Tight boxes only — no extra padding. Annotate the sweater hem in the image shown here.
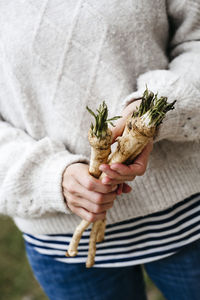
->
[14,156,200,234]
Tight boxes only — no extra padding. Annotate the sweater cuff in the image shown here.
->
[39,151,89,214]
[137,70,181,142]
[122,70,185,142]
[121,90,144,109]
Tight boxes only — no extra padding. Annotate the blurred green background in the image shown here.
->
[0,216,165,300]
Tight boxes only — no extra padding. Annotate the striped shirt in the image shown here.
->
[23,193,200,268]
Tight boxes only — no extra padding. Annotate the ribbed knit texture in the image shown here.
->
[0,0,200,234]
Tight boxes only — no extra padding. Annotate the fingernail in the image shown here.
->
[110,165,117,170]
[112,185,118,191]
[127,187,132,192]
[102,178,108,184]
[99,164,107,171]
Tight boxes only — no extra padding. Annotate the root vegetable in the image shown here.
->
[66,102,121,265]
[86,220,102,268]
[97,89,176,243]
[108,90,176,165]
[66,220,90,257]
[96,218,106,243]
[66,88,176,268]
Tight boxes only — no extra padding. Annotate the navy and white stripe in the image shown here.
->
[23,193,200,268]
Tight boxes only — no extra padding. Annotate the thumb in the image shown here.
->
[111,115,127,143]
[111,99,142,143]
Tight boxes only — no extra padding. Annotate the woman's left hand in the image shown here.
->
[99,141,153,194]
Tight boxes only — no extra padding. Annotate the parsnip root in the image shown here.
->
[86,220,102,268]
[66,220,90,257]
[66,90,176,268]
[66,102,120,266]
[96,218,106,243]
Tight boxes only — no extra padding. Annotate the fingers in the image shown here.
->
[100,141,153,182]
[116,184,123,195]
[63,174,116,221]
[62,162,133,221]
[110,163,137,176]
[116,183,132,195]
[122,183,132,193]
[67,205,106,223]
[101,177,134,185]
[65,193,114,214]
[131,141,153,175]
[64,186,114,222]
[65,163,117,194]
[100,164,136,182]
[63,177,117,205]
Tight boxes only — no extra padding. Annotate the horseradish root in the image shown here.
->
[108,89,176,166]
[66,102,120,266]
[67,88,176,267]
[66,220,90,257]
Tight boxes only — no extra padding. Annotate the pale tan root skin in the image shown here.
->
[124,139,149,164]
[66,130,112,264]
[67,119,155,266]
[109,132,148,164]
[94,173,107,243]
[96,218,106,243]
[108,117,155,165]
[89,147,111,178]
[97,137,150,243]
[84,131,112,266]
[88,129,112,178]
[92,119,155,260]
[66,220,90,257]
[98,118,155,242]
[86,220,102,268]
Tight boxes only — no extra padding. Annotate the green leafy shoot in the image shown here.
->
[132,86,176,127]
[86,101,121,139]
[148,95,176,126]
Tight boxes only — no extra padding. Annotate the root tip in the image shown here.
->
[86,263,93,268]
[66,250,78,257]
[96,238,104,243]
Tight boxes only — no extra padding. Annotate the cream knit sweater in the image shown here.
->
[0,0,200,234]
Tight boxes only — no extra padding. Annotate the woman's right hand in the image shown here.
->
[62,163,119,222]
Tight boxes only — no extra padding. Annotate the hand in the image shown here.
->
[99,141,153,186]
[99,99,153,186]
[62,163,120,222]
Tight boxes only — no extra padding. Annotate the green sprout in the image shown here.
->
[133,86,176,127]
[86,101,121,139]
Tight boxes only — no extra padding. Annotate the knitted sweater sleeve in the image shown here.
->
[0,116,88,218]
[123,0,200,143]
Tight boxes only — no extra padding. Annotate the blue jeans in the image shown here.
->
[25,239,200,300]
